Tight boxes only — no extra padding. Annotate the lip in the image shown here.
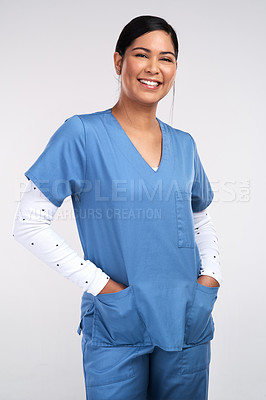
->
[138,78,162,84]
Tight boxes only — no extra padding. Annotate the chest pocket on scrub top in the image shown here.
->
[175,190,195,248]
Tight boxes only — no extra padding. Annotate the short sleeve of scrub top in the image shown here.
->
[24,115,86,207]
[190,135,214,213]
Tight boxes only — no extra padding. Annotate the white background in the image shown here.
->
[2,0,265,399]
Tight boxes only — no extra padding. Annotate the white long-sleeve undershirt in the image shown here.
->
[193,209,223,284]
[12,179,111,295]
[12,176,222,296]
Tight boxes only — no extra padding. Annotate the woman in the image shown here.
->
[13,15,222,400]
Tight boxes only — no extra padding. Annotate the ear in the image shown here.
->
[113,51,123,74]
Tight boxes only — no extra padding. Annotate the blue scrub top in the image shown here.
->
[25,108,217,351]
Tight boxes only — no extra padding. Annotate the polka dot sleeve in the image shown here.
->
[12,179,110,295]
[193,208,223,286]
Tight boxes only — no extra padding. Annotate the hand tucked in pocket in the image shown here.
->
[197,275,220,288]
[97,278,128,295]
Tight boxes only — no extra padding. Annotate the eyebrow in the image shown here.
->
[131,47,176,58]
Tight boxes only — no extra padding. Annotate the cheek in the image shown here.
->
[123,60,142,80]
[165,69,176,85]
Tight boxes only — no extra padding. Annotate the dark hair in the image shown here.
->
[115,15,179,61]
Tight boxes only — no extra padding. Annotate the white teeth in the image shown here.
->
[139,79,159,87]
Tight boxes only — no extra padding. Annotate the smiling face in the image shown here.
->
[114,30,178,107]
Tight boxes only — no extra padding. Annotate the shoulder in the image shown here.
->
[160,119,195,148]
[46,113,90,148]
[75,108,110,126]
[59,109,110,143]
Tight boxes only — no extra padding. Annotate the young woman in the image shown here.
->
[13,15,222,400]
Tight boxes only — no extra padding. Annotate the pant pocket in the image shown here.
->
[184,282,219,346]
[175,190,195,248]
[92,285,151,346]
[82,342,137,387]
[179,341,211,375]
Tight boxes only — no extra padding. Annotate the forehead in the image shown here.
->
[128,30,175,52]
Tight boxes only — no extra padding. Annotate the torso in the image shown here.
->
[73,108,203,351]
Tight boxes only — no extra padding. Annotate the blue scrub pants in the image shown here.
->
[80,339,211,400]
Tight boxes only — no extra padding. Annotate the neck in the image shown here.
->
[111,98,159,131]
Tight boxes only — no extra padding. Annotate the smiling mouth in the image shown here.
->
[137,79,162,88]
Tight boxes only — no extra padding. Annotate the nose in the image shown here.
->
[144,57,160,75]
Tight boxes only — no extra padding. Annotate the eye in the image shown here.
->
[161,58,173,62]
[135,53,148,58]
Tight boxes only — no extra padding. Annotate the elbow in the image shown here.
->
[12,212,32,245]
[12,216,24,243]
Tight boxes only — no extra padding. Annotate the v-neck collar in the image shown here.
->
[107,108,168,172]
[104,107,174,191]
